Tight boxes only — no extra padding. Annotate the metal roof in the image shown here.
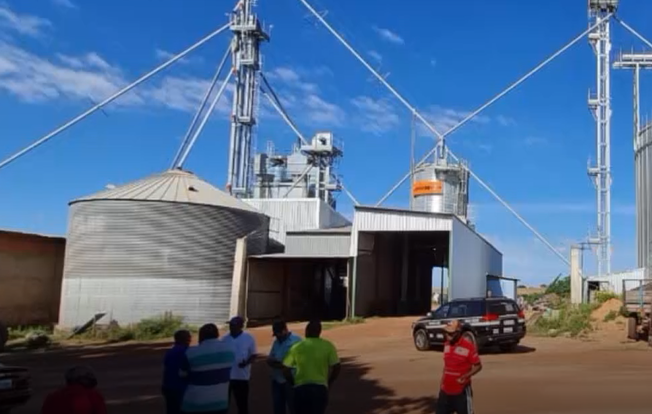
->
[249,253,349,259]
[71,169,260,213]
[286,226,352,235]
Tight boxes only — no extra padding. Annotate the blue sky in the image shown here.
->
[1,0,652,284]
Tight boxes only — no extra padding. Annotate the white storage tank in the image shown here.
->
[412,158,470,220]
[636,122,652,269]
[59,169,269,328]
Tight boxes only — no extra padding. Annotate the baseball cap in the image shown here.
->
[228,316,244,326]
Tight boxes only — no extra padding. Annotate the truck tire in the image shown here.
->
[627,316,638,341]
[413,329,431,351]
[0,322,7,352]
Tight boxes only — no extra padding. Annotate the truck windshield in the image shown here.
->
[488,300,518,315]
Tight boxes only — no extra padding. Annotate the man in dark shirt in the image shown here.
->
[163,330,192,414]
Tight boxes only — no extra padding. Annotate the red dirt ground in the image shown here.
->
[3,317,652,414]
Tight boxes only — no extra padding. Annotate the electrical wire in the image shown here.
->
[172,45,232,169]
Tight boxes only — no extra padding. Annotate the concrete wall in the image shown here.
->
[449,219,503,299]
[0,230,65,326]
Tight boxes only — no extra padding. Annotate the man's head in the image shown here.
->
[229,316,245,336]
[198,323,219,343]
[272,321,289,341]
[305,320,322,338]
[443,319,463,343]
[174,329,192,346]
[64,366,98,389]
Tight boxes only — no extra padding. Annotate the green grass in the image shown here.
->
[603,310,618,322]
[76,312,195,343]
[530,303,599,338]
[594,291,621,305]
[7,326,53,341]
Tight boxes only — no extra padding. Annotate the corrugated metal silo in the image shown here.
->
[636,123,652,270]
[412,159,470,219]
[59,169,269,328]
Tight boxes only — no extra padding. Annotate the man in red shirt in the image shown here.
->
[41,366,107,414]
[436,320,482,414]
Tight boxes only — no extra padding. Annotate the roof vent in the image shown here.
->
[188,186,198,192]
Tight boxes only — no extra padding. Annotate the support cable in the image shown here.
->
[260,73,309,146]
[0,23,231,172]
[299,0,576,265]
[176,70,234,168]
[615,17,652,50]
[260,77,359,205]
[376,13,613,206]
[172,46,232,169]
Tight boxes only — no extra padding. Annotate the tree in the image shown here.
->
[545,276,571,297]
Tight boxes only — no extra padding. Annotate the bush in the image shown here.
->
[8,326,53,341]
[531,303,597,337]
[594,291,620,304]
[603,310,618,322]
[522,293,544,305]
[545,276,571,298]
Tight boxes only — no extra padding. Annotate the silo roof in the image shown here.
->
[72,169,260,213]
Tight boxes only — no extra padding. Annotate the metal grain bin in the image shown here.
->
[636,123,652,270]
[59,169,269,328]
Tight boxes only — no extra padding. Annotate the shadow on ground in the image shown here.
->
[2,343,437,414]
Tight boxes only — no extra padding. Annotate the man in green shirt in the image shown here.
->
[282,320,341,414]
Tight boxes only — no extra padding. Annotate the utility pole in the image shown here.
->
[227,0,269,197]
[587,0,617,276]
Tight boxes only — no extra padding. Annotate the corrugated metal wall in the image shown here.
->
[587,268,645,295]
[636,124,652,269]
[350,208,452,256]
[59,200,268,328]
[449,218,503,299]
[284,233,351,257]
[243,198,351,244]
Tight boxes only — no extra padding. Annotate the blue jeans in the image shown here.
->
[272,380,295,414]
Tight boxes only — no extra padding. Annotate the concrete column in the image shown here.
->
[230,237,248,319]
[570,245,583,304]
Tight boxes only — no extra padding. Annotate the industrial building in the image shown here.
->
[0,229,65,327]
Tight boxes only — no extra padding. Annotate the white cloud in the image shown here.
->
[418,105,491,136]
[0,40,235,116]
[154,49,202,66]
[368,50,383,63]
[373,26,404,45]
[0,6,52,37]
[52,0,77,9]
[496,115,516,127]
[303,94,345,126]
[266,67,319,93]
[264,66,344,127]
[350,95,400,135]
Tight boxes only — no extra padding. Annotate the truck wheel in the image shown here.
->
[627,317,638,341]
[0,322,7,352]
[413,329,431,351]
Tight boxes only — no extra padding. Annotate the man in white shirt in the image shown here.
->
[222,316,257,414]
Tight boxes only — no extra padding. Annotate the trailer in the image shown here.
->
[622,279,652,344]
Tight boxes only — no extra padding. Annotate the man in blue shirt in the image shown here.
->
[267,321,301,414]
[162,330,191,414]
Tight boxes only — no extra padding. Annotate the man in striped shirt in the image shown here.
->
[181,324,235,414]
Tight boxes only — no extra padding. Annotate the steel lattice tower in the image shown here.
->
[227,0,269,197]
[587,0,617,276]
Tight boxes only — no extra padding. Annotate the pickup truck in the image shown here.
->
[0,364,31,414]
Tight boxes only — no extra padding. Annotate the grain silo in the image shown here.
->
[636,122,652,270]
[412,157,470,221]
[59,169,269,328]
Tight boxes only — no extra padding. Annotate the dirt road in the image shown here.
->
[3,317,651,414]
